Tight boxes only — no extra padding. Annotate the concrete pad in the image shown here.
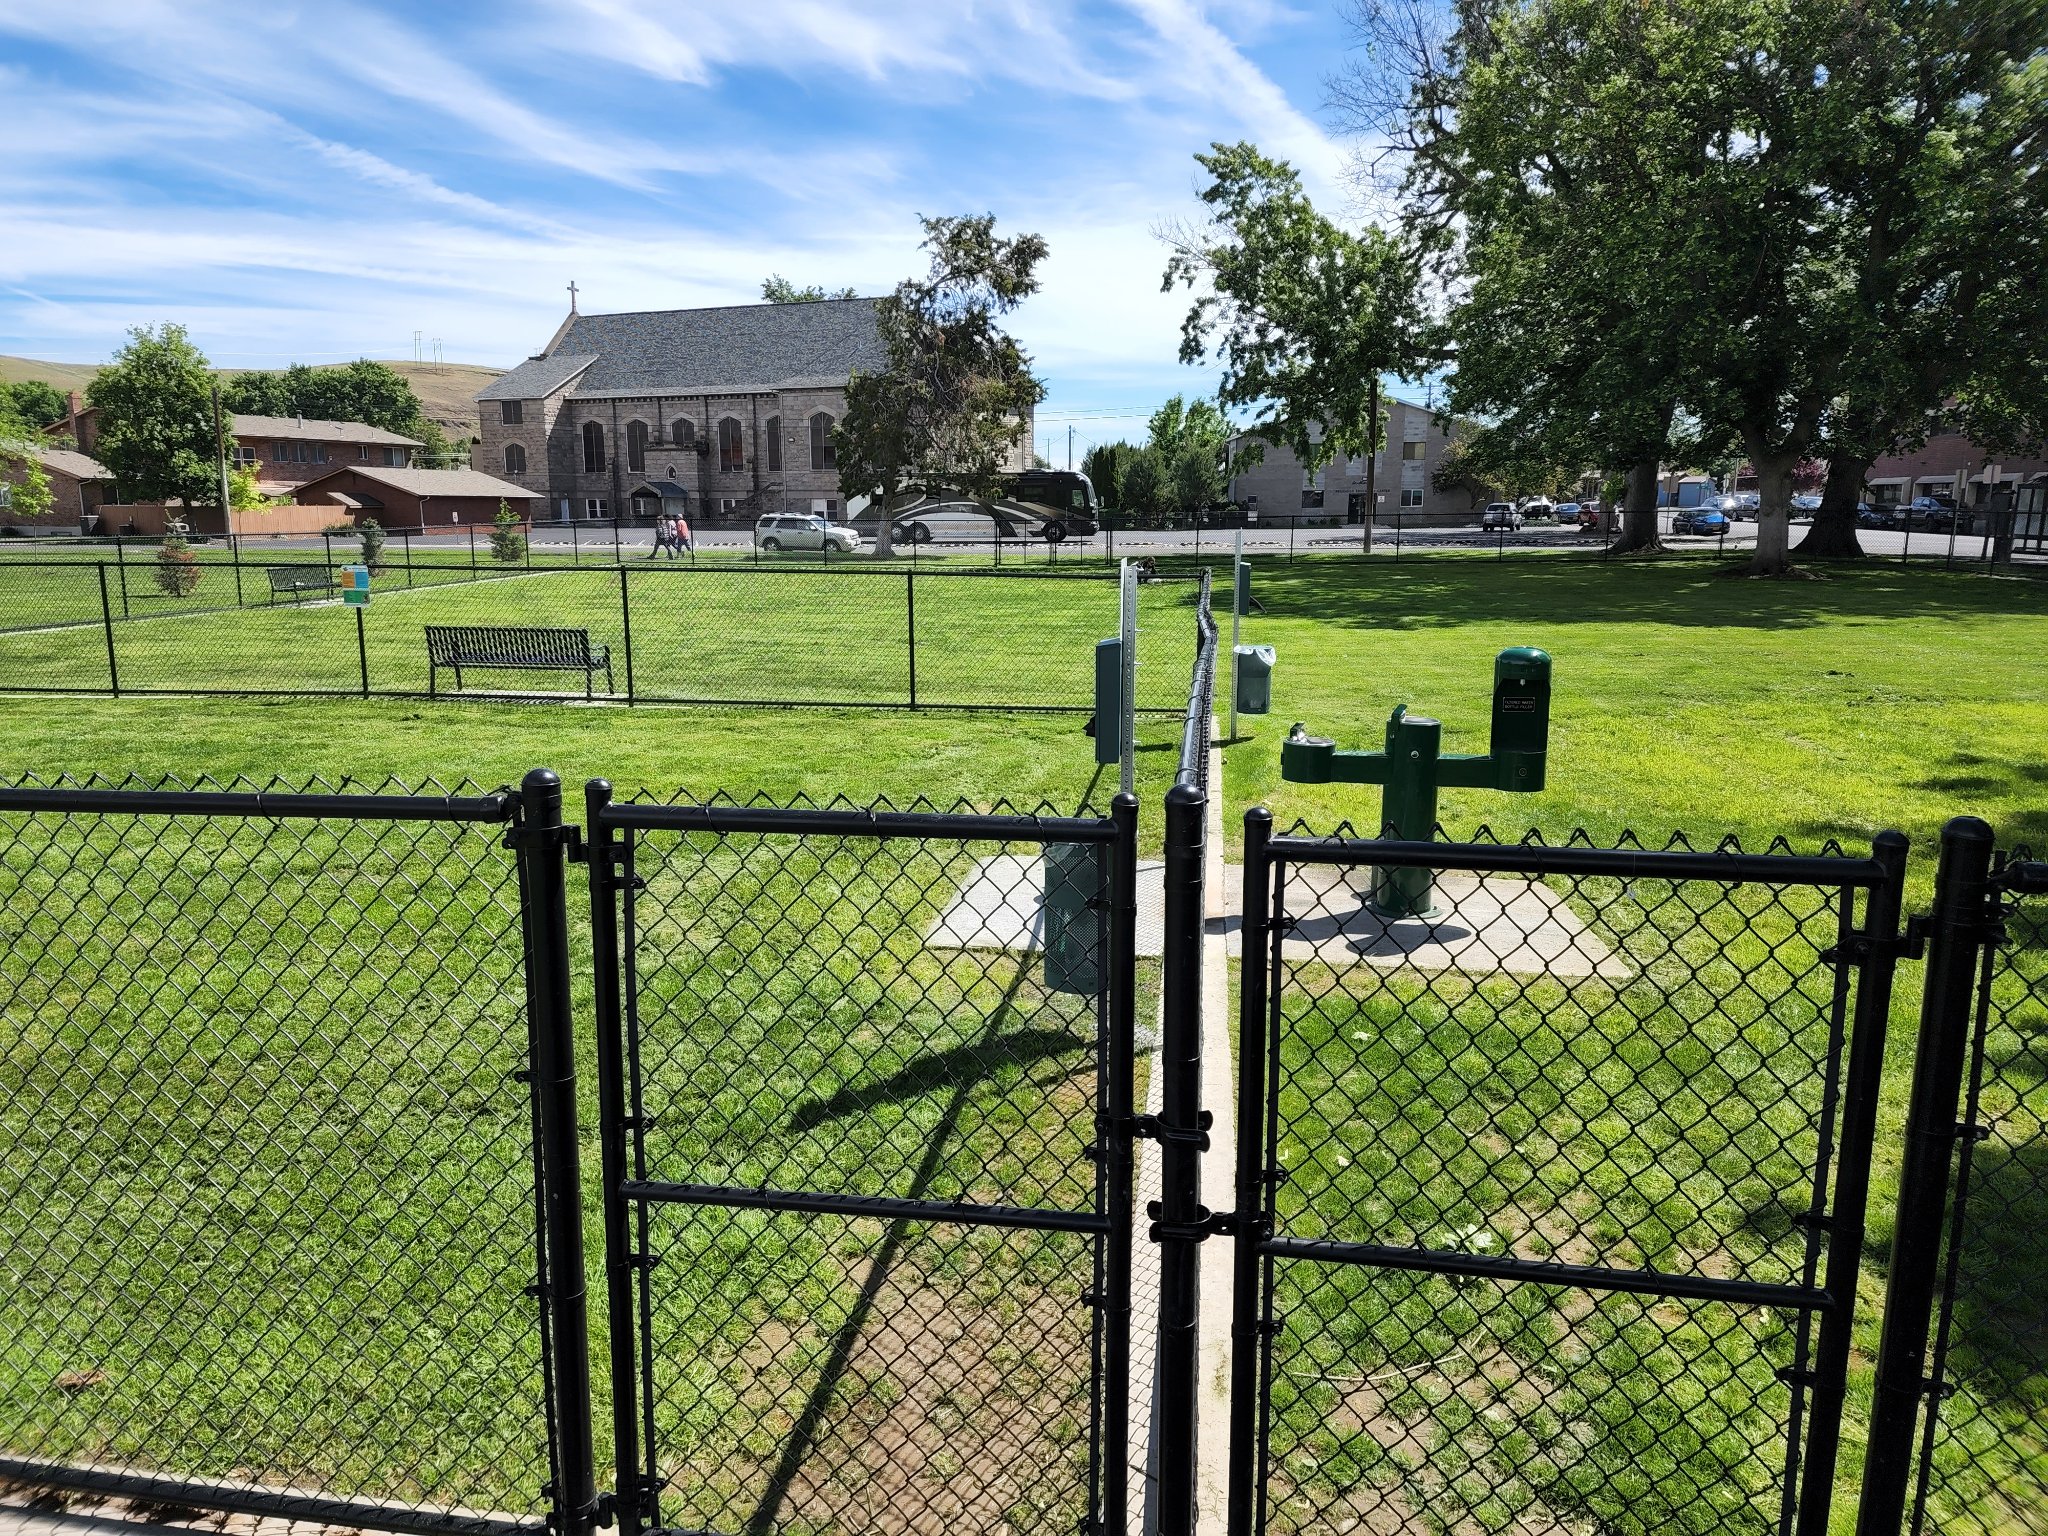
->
[926,854,1166,959]
[1218,862,1628,979]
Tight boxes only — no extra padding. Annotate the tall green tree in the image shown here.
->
[761,275,859,303]
[836,215,1048,557]
[1146,395,1230,460]
[86,324,224,508]
[1082,442,1138,510]
[1117,446,1171,527]
[1168,441,1224,524]
[1163,143,1428,498]
[2,379,68,432]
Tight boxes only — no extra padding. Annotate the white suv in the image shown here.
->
[754,514,862,553]
[1480,502,1523,531]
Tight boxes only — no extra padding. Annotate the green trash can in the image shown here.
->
[1234,644,1275,715]
[1042,842,1105,996]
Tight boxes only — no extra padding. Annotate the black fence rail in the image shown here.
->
[0,773,583,1536]
[1228,816,1910,1536]
[0,560,1202,713]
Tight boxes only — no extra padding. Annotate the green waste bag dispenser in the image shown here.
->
[1280,646,1551,918]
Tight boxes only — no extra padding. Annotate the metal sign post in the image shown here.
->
[343,566,371,696]
[1229,529,1243,740]
[1119,559,1137,797]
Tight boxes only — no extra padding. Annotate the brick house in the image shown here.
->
[1226,396,1472,528]
[294,465,542,529]
[1,444,113,530]
[1861,428,2048,509]
[476,296,1034,527]
[47,396,419,499]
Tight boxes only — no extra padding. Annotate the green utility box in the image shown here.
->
[1279,647,1553,917]
[1235,560,1253,618]
[1093,637,1124,766]
[1042,842,1105,996]
[1234,644,1275,715]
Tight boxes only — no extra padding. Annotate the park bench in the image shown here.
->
[266,566,337,604]
[424,624,614,699]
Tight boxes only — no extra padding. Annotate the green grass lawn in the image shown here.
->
[0,562,1198,711]
[0,554,2041,1533]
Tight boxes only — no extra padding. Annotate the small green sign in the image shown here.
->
[342,565,371,606]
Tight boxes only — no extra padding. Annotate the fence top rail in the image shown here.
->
[1266,831,1891,887]
[0,784,518,824]
[595,799,1116,843]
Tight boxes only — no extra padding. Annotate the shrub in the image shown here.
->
[154,518,201,597]
[490,501,527,563]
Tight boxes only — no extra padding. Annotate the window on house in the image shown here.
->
[358,445,371,463]
[764,416,782,472]
[1401,488,1425,507]
[673,419,695,449]
[501,400,524,425]
[810,413,835,471]
[1402,441,1426,460]
[272,442,289,463]
[505,443,527,476]
[626,419,649,473]
[585,497,609,518]
[582,420,606,473]
[387,446,407,467]
[311,443,327,465]
[718,418,744,474]
[231,446,257,467]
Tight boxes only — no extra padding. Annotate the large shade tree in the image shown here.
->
[836,215,1048,558]
[1162,142,1428,517]
[86,323,225,509]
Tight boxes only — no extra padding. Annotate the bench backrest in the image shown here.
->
[267,567,333,587]
[424,625,594,666]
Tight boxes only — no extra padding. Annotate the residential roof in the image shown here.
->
[475,299,888,402]
[299,466,540,500]
[31,446,112,481]
[231,414,422,447]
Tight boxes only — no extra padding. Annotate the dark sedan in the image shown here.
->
[1671,507,1732,536]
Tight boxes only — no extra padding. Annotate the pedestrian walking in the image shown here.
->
[648,512,674,558]
[673,510,692,555]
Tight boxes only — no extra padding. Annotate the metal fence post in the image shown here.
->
[97,563,120,696]
[1227,807,1276,1536]
[619,565,635,703]
[355,607,370,698]
[1102,792,1140,1532]
[1152,779,1208,1535]
[470,524,478,576]
[513,769,599,1536]
[115,542,129,617]
[1796,830,1910,1535]
[906,569,918,709]
[1855,816,1998,1536]
[232,550,244,608]
[583,780,646,1536]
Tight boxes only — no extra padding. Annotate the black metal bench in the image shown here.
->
[266,566,336,604]
[425,624,614,699]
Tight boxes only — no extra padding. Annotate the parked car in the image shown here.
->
[1554,502,1581,522]
[1577,503,1607,529]
[755,513,863,553]
[1856,503,1897,529]
[1480,502,1523,531]
[1790,494,1822,517]
[1519,497,1557,522]
[1671,507,1731,536]
[1906,496,1971,532]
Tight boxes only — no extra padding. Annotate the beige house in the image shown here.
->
[477,295,1033,526]
[1225,395,1474,528]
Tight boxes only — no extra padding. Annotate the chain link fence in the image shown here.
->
[0,561,1201,711]
[0,774,566,1535]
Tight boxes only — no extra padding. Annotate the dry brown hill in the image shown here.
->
[0,356,503,440]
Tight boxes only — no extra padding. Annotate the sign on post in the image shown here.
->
[342,566,371,606]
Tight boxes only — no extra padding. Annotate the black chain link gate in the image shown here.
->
[584,786,1140,1536]
[1228,812,1910,1536]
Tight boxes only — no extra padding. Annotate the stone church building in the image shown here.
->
[477,294,1031,526]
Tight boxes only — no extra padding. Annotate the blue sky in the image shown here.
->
[0,0,1367,456]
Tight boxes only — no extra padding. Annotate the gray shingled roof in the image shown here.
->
[301,466,541,499]
[476,353,598,402]
[231,414,422,446]
[475,299,887,402]
[32,446,112,481]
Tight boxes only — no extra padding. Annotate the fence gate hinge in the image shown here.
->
[1824,923,1927,967]
[1954,1121,1992,1145]
[1775,1366,1817,1389]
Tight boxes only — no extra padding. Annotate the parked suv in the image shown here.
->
[1480,502,1523,531]
[754,514,863,553]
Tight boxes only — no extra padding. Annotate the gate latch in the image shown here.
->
[1131,1109,1212,1152]
[1147,1199,1238,1242]
[1823,920,1929,967]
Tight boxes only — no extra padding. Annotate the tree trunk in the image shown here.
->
[871,486,896,558]
[1610,454,1665,553]
[1747,450,1797,575]
[1792,456,1868,560]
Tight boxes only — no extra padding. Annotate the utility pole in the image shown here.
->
[1067,424,1073,471]
[1362,377,1380,555]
